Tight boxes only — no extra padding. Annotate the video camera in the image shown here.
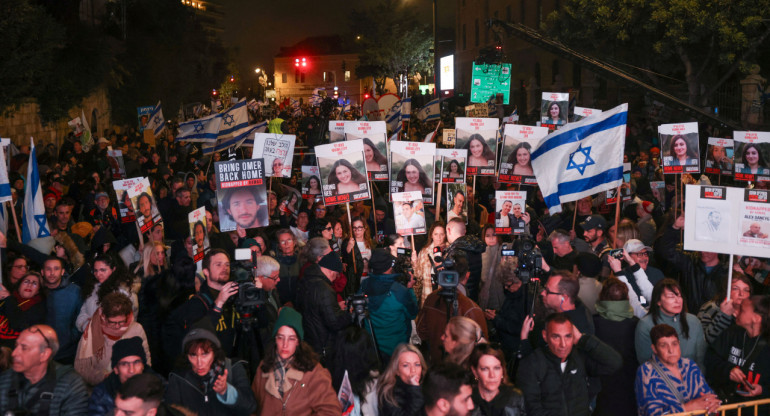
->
[232,248,266,322]
[501,237,543,283]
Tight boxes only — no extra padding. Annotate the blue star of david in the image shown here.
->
[566,143,595,175]
[35,215,50,237]
[194,122,204,133]
[223,114,235,126]
[153,116,161,124]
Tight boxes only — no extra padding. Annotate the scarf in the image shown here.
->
[82,308,134,362]
[273,356,292,398]
[595,300,634,322]
[12,292,43,311]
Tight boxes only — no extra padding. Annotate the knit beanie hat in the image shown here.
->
[272,306,304,341]
[318,250,343,273]
[111,336,147,368]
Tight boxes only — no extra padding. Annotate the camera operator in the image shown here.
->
[445,218,486,303]
[248,255,281,348]
[359,248,418,363]
[416,256,488,365]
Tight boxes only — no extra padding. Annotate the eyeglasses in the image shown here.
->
[353,226,365,230]
[279,240,293,245]
[542,287,561,296]
[630,251,649,257]
[324,226,333,231]
[104,317,128,328]
[28,326,51,350]
[21,279,39,287]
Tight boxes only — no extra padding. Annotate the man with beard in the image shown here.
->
[221,187,268,230]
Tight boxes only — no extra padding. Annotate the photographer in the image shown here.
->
[445,218,486,303]
[359,249,418,363]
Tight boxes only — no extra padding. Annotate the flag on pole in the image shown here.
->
[0,143,11,203]
[401,97,412,120]
[487,96,504,118]
[417,98,440,122]
[385,101,402,134]
[21,138,50,243]
[144,101,166,137]
[531,103,628,214]
[424,121,442,143]
[204,121,269,154]
[80,110,94,151]
[176,113,222,142]
[309,88,324,106]
[218,98,249,137]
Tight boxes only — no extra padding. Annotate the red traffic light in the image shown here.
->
[212,89,218,96]
[295,57,307,68]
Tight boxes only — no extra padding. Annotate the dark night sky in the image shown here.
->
[220,0,454,81]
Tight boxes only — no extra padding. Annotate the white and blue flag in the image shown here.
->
[218,98,249,138]
[417,98,440,122]
[531,103,627,214]
[22,138,50,243]
[0,143,11,203]
[401,97,412,120]
[176,113,222,142]
[144,101,166,136]
[385,101,402,135]
[204,121,269,154]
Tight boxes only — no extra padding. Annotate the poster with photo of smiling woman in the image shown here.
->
[455,117,499,176]
[734,131,770,182]
[345,120,389,181]
[390,141,435,204]
[541,92,569,127]
[316,140,370,206]
[659,122,700,174]
[499,124,548,185]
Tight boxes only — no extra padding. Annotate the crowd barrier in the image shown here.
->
[667,398,770,416]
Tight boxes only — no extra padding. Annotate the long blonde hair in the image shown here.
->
[445,316,484,367]
[140,241,168,277]
[377,344,427,408]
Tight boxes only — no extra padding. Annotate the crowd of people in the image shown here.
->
[0,99,769,416]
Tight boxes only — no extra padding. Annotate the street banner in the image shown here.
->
[499,124,548,184]
[455,117,499,176]
[393,191,427,236]
[189,207,209,263]
[659,122,700,174]
[126,177,161,234]
[252,133,296,178]
[541,92,569,128]
[494,190,527,235]
[447,183,468,224]
[345,121,389,181]
[316,141,370,206]
[704,137,734,175]
[390,141,436,204]
[301,165,322,200]
[733,131,770,182]
[214,158,268,232]
[437,148,467,184]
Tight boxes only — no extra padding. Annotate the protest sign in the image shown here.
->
[494,191,527,235]
[345,121,389,181]
[214,159,268,232]
[316,141,370,206]
[455,117,499,176]
[126,177,161,234]
[541,92,569,128]
[465,103,489,118]
[107,150,126,179]
[733,131,770,182]
[659,122,700,174]
[738,189,770,249]
[572,106,602,122]
[704,137,734,175]
[113,177,142,223]
[137,105,154,131]
[605,187,632,205]
[329,120,348,142]
[499,124,548,184]
[390,141,436,204]
[189,207,209,262]
[437,149,467,184]
[252,133,296,178]
[301,165,322,200]
[393,191,427,236]
[447,183,468,223]
[442,129,456,147]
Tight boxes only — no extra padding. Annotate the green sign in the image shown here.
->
[470,62,512,105]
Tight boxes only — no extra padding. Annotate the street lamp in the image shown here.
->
[255,68,261,74]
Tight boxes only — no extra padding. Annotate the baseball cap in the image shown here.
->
[624,239,652,254]
[579,215,607,231]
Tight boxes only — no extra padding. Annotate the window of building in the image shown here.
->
[301,72,305,83]
[282,73,287,83]
[345,70,351,82]
[475,19,479,47]
[295,69,300,83]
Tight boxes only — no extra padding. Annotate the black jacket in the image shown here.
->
[471,384,525,416]
[516,334,622,416]
[165,359,257,416]
[592,313,639,416]
[380,378,424,416]
[446,235,486,302]
[294,263,352,360]
[493,286,528,358]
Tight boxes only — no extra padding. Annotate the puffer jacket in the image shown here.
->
[294,263,352,361]
[165,359,257,416]
[359,273,418,356]
[380,378,424,416]
[0,363,89,415]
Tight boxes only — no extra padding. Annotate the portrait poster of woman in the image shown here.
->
[390,141,436,204]
[455,117,499,176]
[301,165,322,201]
[316,140,371,206]
[436,148,468,184]
[734,131,770,182]
[344,121,389,181]
[659,122,700,174]
[703,137,734,176]
[540,92,569,127]
[252,133,296,178]
[127,177,162,234]
[188,207,209,262]
[499,124,548,184]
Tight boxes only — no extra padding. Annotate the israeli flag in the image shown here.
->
[487,97,504,118]
[176,113,222,142]
[385,101,402,133]
[0,143,12,203]
[417,98,440,122]
[218,98,249,137]
[401,97,412,120]
[144,101,166,136]
[531,103,628,214]
[22,138,50,243]
[205,121,269,154]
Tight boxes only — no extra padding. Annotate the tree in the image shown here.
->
[544,0,770,106]
[350,0,433,96]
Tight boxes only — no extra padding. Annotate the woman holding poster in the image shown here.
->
[739,143,769,175]
[363,138,388,172]
[328,159,368,194]
[464,134,496,167]
[396,159,433,195]
[507,142,534,176]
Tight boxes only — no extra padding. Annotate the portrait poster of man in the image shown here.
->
[136,105,153,131]
[345,120,389,181]
[107,150,127,180]
[693,186,730,244]
[572,106,602,123]
[393,191,427,236]
[446,183,468,224]
[738,189,770,249]
[499,124,548,184]
[540,92,569,128]
[113,177,142,223]
[455,117,499,176]
[734,131,770,182]
[390,141,436,204]
[252,133,296,178]
[127,177,162,234]
[301,165,322,201]
[437,148,467,184]
[329,120,348,143]
[214,158,268,232]
[659,122,700,174]
[189,207,209,262]
[704,137,734,175]
[316,140,371,206]
[494,191,527,235]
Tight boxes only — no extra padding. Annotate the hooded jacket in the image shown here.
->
[359,273,418,356]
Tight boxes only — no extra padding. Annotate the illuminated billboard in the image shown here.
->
[440,55,454,91]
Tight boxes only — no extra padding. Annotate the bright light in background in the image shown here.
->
[440,55,454,91]
[255,68,261,74]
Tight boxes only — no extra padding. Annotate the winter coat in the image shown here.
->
[445,235,485,302]
[251,362,341,416]
[635,311,706,368]
[0,293,47,349]
[359,273,418,356]
[0,362,89,415]
[470,384,526,416]
[705,325,770,401]
[46,278,83,362]
[593,308,639,416]
[380,378,424,416]
[166,359,257,416]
